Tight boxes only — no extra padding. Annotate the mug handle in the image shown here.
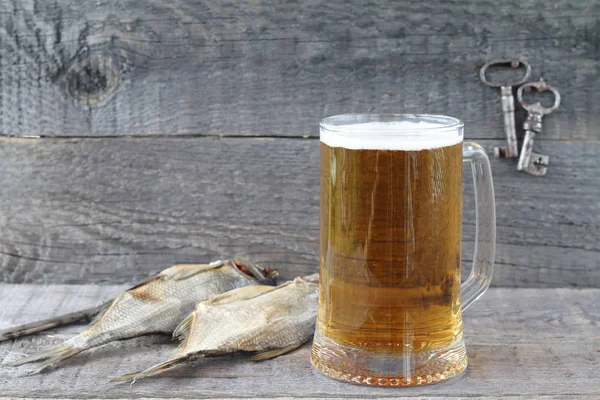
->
[461,142,496,310]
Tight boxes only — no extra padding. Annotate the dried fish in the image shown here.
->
[112,274,319,382]
[4,259,277,375]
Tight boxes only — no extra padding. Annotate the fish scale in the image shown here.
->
[113,274,319,382]
[4,259,274,375]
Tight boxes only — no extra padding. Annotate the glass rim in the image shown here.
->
[320,113,464,134]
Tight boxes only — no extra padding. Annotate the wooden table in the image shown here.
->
[1,284,598,399]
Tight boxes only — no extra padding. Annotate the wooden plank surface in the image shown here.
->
[0,137,598,287]
[0,284,598,398]
[2,397,598,400]
[2,397,599,400]
[0,0,598,138]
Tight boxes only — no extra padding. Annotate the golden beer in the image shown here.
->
[318,140,463,352]
[311,114,496,386]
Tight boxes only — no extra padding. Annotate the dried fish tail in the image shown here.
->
[18,347,82,376]
[110,356,197,383]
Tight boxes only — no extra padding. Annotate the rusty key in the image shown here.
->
[480,59,532,158]
[516,78,561,176]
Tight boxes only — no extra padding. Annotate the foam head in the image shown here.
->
[320,115,463,150]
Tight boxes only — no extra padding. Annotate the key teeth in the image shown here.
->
[537,166,548,176]
[525,165,548,176]
[531,153,549,166]
[519,150,549,176]
[523,155,549,176]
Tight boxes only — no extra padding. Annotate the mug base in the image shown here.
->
[311,332,467,386]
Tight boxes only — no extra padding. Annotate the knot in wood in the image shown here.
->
[66,53,120,105]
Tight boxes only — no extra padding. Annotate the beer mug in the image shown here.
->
[311,114,495,386]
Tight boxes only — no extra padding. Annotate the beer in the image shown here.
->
[313,118,466,382]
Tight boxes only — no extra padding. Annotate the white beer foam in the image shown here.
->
[320,121,463,150]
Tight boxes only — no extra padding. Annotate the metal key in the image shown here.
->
[516,78,561,176]
[480,59,532,158]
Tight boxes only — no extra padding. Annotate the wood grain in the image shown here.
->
[0,137,597,287]
[0,394,597,400]
[0,395,596,400]
[0,0,598,138]
[1,284,598,398]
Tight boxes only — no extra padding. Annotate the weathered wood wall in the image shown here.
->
[0,137,597,287]
[0,1,598,287]
[0,0,598,138]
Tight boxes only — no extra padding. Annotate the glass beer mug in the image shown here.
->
[311,114,496,386]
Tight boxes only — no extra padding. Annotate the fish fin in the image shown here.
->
[159,261,225,282]
[173,312,194,343]
[249,342,305,361]
[125,275,163,291]
[126,260,225,292]
[222,281,291,305]
[110,356,192,382]
[201,285,276,306]
[175,312,202,353]
[0,304,104,343]
[6,341,81,373]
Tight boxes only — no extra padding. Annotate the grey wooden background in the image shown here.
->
[0,0,599,287]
